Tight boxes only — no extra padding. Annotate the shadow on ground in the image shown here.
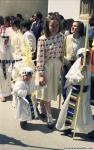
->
[5,95,13,101]
[61,132,94,142]
[22,107,60,132]
[0,134,63,150]
[0,134,30,147]
[74,133,94,142]
[23,123,56,133]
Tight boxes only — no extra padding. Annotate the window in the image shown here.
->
[80,0,94,15]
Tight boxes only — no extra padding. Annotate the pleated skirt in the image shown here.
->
[36,58,62,101]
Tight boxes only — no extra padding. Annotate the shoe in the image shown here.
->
[63,129,72,136]
[47,122,54,129]
[39,113,46,118]
[20,121,27,130]
[88,131,94,139]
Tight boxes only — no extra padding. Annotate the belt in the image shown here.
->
[12,59,22,63]
[0,60,12,64]
[73,85,89,93]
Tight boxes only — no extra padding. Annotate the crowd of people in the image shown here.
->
[0,11,94,139]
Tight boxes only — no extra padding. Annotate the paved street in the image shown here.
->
[0,97,94,150]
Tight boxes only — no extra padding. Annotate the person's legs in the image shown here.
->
[44,101,54,129]
[39,101,46,117]
[36,99,46,118]
[40,101,46,111]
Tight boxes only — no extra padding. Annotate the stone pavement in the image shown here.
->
[0,97,94,150]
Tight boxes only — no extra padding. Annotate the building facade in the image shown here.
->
[0,0,48,18]
[0,0,94,20]
[48,0,94,20]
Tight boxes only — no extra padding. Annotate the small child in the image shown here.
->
[12,66,43,129]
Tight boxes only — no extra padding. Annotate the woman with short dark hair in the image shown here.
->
[62,21,88,100]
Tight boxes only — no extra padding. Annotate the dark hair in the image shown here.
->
[4,16,10,22]
[89,17,94,26]
[4,16,10,27]
[0,16,4,25]
[48,12,53,17]
[62,18,74,32]
[44,13,61,37]
[16,13,23,19]
[10,16,16,21]
[20,20,32,30]
[73,21,85,37]
[11,19,20,29]
[60,15,64,21]
[35,11,43,20]
[78,21,85,37]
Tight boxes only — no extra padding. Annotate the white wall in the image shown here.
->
[0,0,48,18]
[48,0,81,20]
